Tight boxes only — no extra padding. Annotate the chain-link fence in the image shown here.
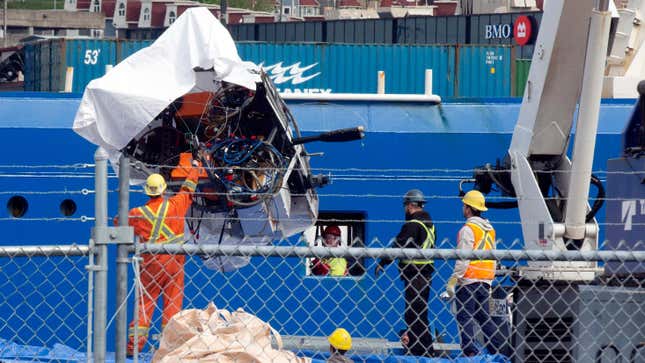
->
[123,243,645,363]
[0,245,91,360]
[1,156,643,363]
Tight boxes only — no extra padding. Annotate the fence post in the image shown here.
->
[377,71,385,94]
[425,69,433,95]
[93,147,108,362]
[115,155,130,363]
[64,67,74,93]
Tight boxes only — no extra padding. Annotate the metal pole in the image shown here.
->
[377,71,385,94]
[220,0,227,25]
[115,155,130,363]
[424,69,433,95]
[93,147,108,363]
[86,237,95,363]
[3,0,7,48]
[64,67,74,93]
[563,6,611,240]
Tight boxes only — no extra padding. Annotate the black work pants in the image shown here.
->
[401,264,434,357]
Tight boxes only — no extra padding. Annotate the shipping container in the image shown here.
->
[468,12,541,59]
[23,38,118,93]
[514,59,531,97]
[118,40,153,62]
[327,18,395,44]
[226,13,540,57]
[237,43,456,96]
[229,23,257,41]
[395,16,467,45]
[23,39,517,98]
[255,21,325,43]
[456,45,512,98]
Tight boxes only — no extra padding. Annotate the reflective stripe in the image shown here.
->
[160,223,175,240]
[128,325,149,337]
[137,200,183,243]
[149,200,169,243]
[402,219,436,265]
[182,179,197,192]
[160,233,185,244]
[463,222,496,280]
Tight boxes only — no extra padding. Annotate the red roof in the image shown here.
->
[433,1,457,15]
[228,13,244,24]
[254,15,274,23]
[151,2,167,27]
[208,8,220,18]
[102,0,116,18]
[126,1,142,22]
[299,0,319,6]
[77,0,91,10]
[381,0,435,6]
[338,0,361,7]
[176,4,192,17]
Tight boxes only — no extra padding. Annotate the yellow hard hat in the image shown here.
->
[462,190,487,211]
[328,328,352,351]
[144,173,167,196]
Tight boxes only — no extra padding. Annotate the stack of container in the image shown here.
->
[22,12,539,97]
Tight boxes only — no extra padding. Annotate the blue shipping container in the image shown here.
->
[23,39,118,93]
[237,43,456,97]
[24,40,515,98]
[457,45,512,97]
[118,40,153,62]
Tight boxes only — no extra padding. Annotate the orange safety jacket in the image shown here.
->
[128,168,199,243]
[462,222,496,280]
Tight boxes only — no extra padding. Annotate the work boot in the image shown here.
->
[126,335,147,357]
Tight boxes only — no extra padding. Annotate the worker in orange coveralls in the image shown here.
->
[123,154,203,356]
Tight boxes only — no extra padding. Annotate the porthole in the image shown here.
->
[60,199,77,216]
[7,196,28,218]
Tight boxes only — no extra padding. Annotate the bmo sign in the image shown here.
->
[485,23,512,40]
[514,16,533,45]
[484,15,536,45]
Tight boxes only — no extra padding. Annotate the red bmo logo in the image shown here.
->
[514,16,532,46]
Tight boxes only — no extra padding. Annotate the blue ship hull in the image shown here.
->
[0,93,636,351]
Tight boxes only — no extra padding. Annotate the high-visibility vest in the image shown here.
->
[322,257,348,276]
[137,199,185,244]
[401,219,436,265]
[463,221,496,280]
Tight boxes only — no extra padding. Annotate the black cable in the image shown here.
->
[586,174,605,222]
[486,201,519,209]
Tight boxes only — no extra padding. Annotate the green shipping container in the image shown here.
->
[514,59,531,97]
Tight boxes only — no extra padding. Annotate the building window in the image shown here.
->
[143,7,150,21]
[284,7,290,14]
[118,2,125,16]
[168,11,176,24]
[303,211,366,277]
[92,0,100,12]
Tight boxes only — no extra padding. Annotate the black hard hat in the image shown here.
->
[403,189,426,204]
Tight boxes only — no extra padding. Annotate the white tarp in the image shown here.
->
[72,7,260,152]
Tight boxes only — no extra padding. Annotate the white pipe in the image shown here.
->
[280,93,441,103]
[424,69,433,95]
[64,66,74,92]
[377,70,385,94]
[564,8,612,240]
